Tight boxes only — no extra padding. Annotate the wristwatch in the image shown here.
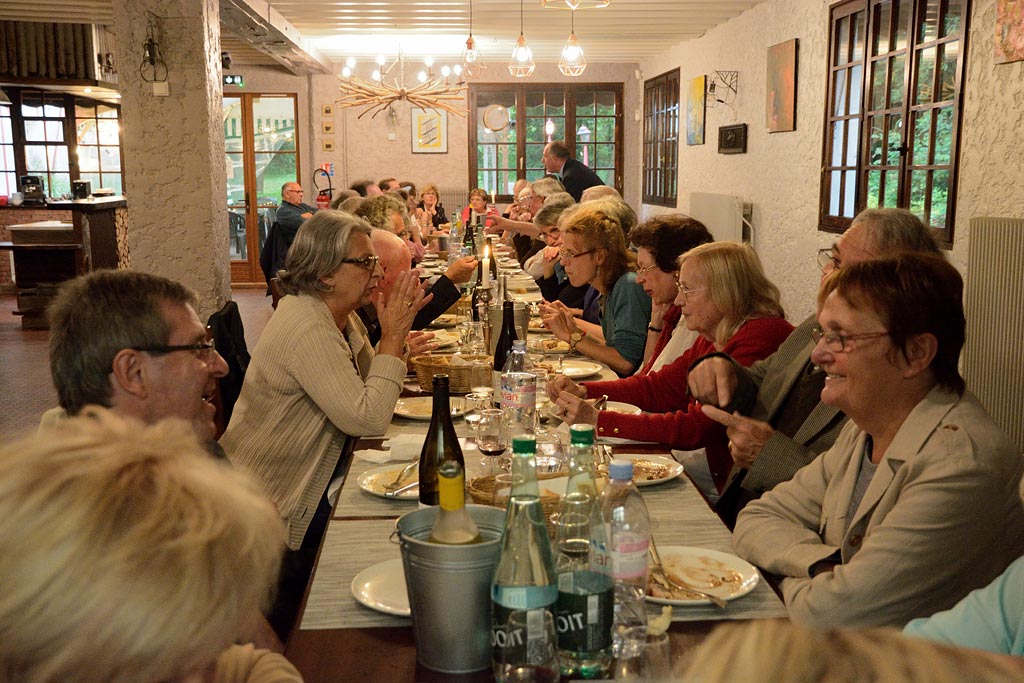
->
[569,329,587,353]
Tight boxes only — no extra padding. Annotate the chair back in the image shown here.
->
[206,301,251,436]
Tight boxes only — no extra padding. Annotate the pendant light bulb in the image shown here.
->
[460,0,487,78]
[508,0,535,78]
[558,11,587,77]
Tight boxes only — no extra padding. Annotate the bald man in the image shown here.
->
[358,230,477,345]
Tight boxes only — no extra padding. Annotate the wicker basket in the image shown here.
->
[468,471,565,520]
[410,354,491,393]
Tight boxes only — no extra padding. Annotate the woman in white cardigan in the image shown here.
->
[221,209,427,637]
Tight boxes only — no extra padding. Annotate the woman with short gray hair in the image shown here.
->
[222,209,428,638]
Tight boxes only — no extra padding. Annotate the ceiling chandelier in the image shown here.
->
[508,0,535,78]
[336,50,468,119]
[460,0,486,77]
[540,0,610,8]
[558,10,587,77]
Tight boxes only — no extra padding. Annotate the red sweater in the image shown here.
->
[583,316,794,493]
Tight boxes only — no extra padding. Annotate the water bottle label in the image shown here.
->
[501,379,536,408]
[492,584,558,610]
[555,582,613,652]
[610,542,649,580]
[492,605,557,669]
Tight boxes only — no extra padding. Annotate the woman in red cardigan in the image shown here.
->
[548,241,794,493]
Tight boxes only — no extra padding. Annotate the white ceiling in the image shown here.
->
[0,0,766,68]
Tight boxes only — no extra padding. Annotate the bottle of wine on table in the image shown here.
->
[428,460,482,544]
[418,374,465,507]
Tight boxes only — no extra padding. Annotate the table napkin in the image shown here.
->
[353,433,425,463]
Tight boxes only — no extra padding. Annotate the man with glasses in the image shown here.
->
[688,208,942,527]
[277,181,317,236]
[46,270,230,447]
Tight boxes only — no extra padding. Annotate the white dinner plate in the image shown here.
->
[645,546,759,606]
[528,337,570,354]
[428,330,460,349]
[351,558,411,617]
[394,396,466,420]
[606,453,682,486]
[604,401,643,417]
[558,360,604,379]
[358,464,419,500]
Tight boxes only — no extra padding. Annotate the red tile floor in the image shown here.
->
[0,288,273,440]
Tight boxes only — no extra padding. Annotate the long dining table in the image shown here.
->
[282,355,789,681]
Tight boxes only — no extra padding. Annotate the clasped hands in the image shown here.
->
[545,375,599,426]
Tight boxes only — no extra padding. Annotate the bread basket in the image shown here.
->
[410,354,491,393]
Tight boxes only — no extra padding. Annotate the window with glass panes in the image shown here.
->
[22,91,71,197]
[75,99,122,194]
[470,84,622,201]
[820,0,968,245]
[0,103,14,197]
[643,69,680,206]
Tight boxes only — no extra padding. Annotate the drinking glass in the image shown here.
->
[534,432,565,474]
[459,321,486,356]
[614,627,671,681]
[462,391,490,444]
[476,408,508,475]
[469,360,493,402]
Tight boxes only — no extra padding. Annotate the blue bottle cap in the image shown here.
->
[608,459,633,481]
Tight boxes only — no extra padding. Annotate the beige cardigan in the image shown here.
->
[734,386,1024,629]
[221,294,405,550]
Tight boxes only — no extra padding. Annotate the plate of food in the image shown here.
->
[431,313,459,328]
[646,546,759,606]
[351,558,411,616]
[528,317,551,333]
[394,396,466,420]
[528,337,570,354]
[429,330,460,349]
[604,401,643,416]
[357,464,420,500]
[598,453,681,486]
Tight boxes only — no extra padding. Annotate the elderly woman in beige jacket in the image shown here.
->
[733,252,1024,629]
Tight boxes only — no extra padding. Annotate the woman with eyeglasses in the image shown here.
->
[733,252,1024,630]
[539,201,652,376]
[221,210,427,638]
[548,241,792,492]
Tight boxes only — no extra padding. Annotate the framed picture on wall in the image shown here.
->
[718,124,748,154]
[411,107,448,154]
[766,39,798,132]
[686,75,707,145]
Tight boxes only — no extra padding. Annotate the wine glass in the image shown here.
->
[462,391,490,444]
[614,627,671,681]
[459,321,486,356]
[534,432,565,474]
[476,409,507,476]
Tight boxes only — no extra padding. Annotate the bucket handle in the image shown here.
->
[389,528,402,545]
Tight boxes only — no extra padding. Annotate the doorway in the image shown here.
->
[224,94,300,284]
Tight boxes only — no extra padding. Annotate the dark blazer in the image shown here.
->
[358,275,462,345]
[559,157,604,202]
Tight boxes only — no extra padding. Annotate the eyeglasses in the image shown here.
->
[341,255,381,271]
[559,247,597,260]
[817,248,841,273]
[636,264,661,277]
[134,331,218,365]
[675,283,705,302]
[811,325,889,352]
[518,194,535,205]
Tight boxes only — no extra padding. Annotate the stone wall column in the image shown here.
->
[113,0,229,318]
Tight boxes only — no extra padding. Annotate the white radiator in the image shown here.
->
[963,216,1024,454]
[689,192,751,243]
[438,187,467,216]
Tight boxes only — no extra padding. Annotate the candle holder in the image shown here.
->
[474,284,493,350]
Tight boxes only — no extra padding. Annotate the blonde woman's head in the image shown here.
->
[679,242,784,346]
[0,409,285,683]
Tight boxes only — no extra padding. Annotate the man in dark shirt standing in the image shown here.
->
[276,182,317,241]
[542,140,604,202]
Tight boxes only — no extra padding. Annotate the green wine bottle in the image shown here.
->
[418,374,465,507]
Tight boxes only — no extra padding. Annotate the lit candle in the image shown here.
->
[491,191,496,206]
[481,243,491,287]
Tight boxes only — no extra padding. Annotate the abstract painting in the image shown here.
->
[410,107,447,154]
[766,39,798,132]
[686,75,707,146]
[996,0,1024,64]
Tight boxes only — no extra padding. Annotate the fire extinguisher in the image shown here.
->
[313,168,332,210]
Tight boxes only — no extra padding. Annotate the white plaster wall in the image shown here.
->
[639,0,830,323]
[114,0,231,318]
[639,0,1024,323]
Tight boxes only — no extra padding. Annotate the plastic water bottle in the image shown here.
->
[598,459,650,657]
[501,339,536,434]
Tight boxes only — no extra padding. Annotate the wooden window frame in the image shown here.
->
[468,83,623,203]
[819,0,969,247]
[642,68,680,207]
